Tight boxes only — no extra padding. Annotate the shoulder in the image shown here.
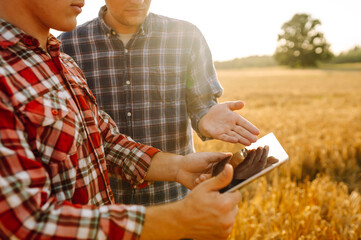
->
[59,52,87,84]
[58,18,100,42]
[60,52,82,73]
[147,13,201,34]
[58,18,101,56]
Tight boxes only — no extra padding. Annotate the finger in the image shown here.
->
[233,150,256,179]
[253,147,264,163]
[236,117,260,136]
[258,146,269,161]
[225,100,245,111]
[230,204,240,220]
[262,145,270,160]
[231,126,257,145]
[222,186,242,204]
[250,148,263,166]
[201,174,211,181]
[207,152,232,164]
[265,156,279,168]
[267,156,279,164]
[222,205,240,236]
[223,129,255,146]
[217,133,239,143]
[240,149,256,167]
[229,150,246,168]
[227,130,250,145]
[212,156,231,177]
[258,146,269,168]
[203,164,234,191]
[194,174,211,185]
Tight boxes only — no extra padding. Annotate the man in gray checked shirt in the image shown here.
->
[59,0,260,206]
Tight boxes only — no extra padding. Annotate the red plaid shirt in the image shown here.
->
[0,19,159,239]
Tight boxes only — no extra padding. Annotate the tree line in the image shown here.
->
[215,13,361,69]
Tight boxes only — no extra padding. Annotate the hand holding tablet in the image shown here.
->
[212,133,289,193]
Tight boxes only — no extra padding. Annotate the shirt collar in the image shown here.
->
[47,35,61,58]
[0,18,61,57]
[0,18,25,49]
[98,5,150,38]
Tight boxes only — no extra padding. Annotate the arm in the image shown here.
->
[61,54,160,188]
[0,99,144,239]
[98,109,231,190]
[141,164,242,240]
[185,25,223,138]
[145,151,232,189]
[185,26,259,145]
[98,109,160,188]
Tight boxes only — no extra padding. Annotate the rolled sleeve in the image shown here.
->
[186,26,223,139]
[100,204,146,239]
[98,109,160,188]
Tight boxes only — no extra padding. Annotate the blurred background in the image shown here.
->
[54,1,361,239]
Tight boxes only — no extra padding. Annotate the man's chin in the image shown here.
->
[53,22,77,33]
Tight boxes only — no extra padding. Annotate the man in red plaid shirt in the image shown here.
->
[0,0,244,239]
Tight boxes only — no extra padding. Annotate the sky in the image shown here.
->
[53,0,361,61]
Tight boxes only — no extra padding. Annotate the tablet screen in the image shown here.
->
[221,132,289,193]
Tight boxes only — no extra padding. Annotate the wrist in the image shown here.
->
[170,199,189,239]
[174,155,185,184]
[198,116,211,138]
[141,201,185,239]
[147,152,183,182]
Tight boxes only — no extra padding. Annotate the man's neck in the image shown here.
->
[0,2,49,49]
[103,11,139,34]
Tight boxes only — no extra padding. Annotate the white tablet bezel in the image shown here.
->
[224,132,289,193]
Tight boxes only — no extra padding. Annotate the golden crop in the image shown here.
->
[193,65,361,239]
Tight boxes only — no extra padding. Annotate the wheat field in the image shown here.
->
[193,66,361,240]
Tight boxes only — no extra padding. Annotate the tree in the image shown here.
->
[274,13,333,67]
[331,45,361,64]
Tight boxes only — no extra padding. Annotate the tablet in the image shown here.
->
[222,132,289,193]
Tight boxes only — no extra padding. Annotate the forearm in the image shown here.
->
[140,201,185,240]
[0,147,146,239]
[189,98,218,138]
[145,152,183,182]
[141,164,243,240]
[99,109,160,186]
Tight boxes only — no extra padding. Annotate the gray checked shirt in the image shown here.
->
[59,6,223,206]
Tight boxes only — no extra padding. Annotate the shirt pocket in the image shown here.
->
[19,90,79,164]
[148,68,186,103]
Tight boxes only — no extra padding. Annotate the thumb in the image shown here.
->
[226,100,245,111]
[203,164,234,191]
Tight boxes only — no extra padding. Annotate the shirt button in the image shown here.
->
[106,33,110,38]
[25,39,33,45]
[111,30,116,36]
[126,80,130,85]
[124,49,128,54]
[51,109,59,115]
[127,112,132,117]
